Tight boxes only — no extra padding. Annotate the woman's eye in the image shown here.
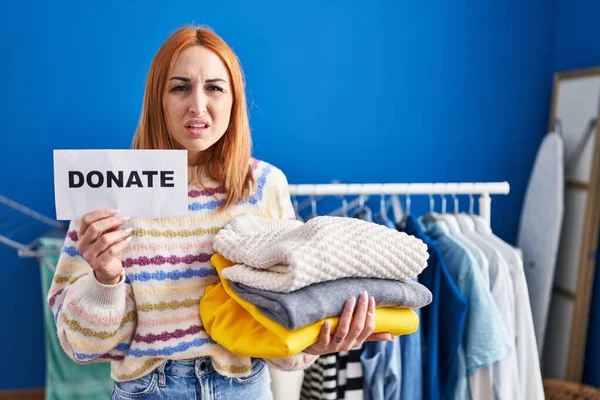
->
[206,85,225,93]
[171,85,189,92]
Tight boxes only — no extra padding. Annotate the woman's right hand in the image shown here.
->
[77,209,133,285]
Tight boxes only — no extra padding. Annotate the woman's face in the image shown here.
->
[164,45,233,161]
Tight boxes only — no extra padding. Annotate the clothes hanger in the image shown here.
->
[423,192,469,235]
[339,195,349,218]
[375,191,394,228]
[453,193,478,233]
[461,192,475,219]
[467,192,496,237]
[295,180,341,215]
[400,193,412,229]
[351,187,373,221]
[437,193,463,234]
[390,194,404,225]
[397,189,411,230]
[421,193,440,223]
[421,192,456,234]
[421,192,457,235]
[374,184,391,223]
[457,191,485,234]
[292,195,304,222]
[306,194,319,220]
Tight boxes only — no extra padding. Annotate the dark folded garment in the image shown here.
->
[229,277,432,330]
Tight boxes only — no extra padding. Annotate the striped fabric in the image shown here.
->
[301,354,338,400]
[47,160,317,382]
[301,349,365,400]
[337,349,364,400]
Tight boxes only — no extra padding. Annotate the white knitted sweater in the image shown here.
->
[213,214,430,293]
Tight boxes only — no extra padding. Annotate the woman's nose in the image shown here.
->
[189,89,208,116]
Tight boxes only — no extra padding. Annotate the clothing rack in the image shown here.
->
[288,182,510,225]
[0,194,68,271]
[1,181,510,268]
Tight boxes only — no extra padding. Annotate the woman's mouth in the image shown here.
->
[185,121,211,137]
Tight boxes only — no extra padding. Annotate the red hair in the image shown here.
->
[132,26,254,209]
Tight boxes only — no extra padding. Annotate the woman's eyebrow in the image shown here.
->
[168,77,228,84]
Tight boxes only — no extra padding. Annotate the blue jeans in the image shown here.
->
[111,357,273,400]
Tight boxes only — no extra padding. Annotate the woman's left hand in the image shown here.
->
[304,290,394,356]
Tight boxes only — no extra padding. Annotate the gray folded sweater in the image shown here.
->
[229,276,432,330]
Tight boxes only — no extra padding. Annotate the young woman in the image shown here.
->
[48,26,392,399]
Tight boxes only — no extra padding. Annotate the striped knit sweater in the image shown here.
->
[47,159,318,382]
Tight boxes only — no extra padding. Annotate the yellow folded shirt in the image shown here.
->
[200,253,420,358]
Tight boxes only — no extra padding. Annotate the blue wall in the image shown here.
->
[553,0,600,387]
[0,1,557,390]
[554,0,600,71]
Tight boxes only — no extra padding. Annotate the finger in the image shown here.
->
[345,290,369,343]
[79,209,119,237]
[91,228,134,256]
[81,215,130,246]
[356,296,377,344]
[365,332,394,342]
[318,320,332,349]
[333,297,356,346]
[96,235,133,265]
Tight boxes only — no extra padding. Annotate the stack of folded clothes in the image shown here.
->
[200,214,432,359]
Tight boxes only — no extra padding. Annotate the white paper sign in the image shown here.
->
[53,149,189,220]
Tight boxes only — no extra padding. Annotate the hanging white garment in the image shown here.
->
[456,214,520,400]
[516,132,565,353]
[473,215,545,400]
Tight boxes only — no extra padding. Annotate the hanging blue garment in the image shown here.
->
[401,216,467,400]
[361,210,402,400]
[400,308,422,400]
[360,339,402,400]
[423,219,512,400]
[373,212,421,399]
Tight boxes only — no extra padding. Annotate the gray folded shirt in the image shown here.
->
[229,277,432,330]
